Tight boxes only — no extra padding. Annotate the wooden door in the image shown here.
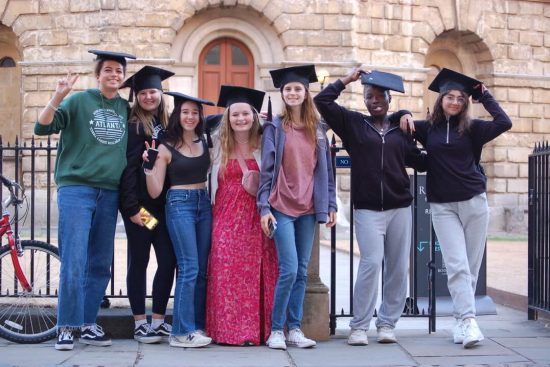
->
[199,38,254,115]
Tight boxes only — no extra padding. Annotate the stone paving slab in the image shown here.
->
[288,339,416,367]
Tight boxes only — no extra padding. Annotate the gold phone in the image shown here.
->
[139,207,158,230]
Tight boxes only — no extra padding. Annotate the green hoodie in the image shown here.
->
[34,89,129,190]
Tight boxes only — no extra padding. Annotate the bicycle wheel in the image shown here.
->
[0,240,60,343]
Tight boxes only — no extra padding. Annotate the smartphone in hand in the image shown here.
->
[142,148,159,170]
[268,220,277,239]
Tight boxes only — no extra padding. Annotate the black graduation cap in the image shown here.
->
[88,49,136,66]
[217,85,265,112]
[269,64,318,89]
[164,91,215,106]
[120,66,174,102]
[428,68,482,98]
[360,70,405,93]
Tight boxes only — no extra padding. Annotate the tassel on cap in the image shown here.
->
[267,96,272,122]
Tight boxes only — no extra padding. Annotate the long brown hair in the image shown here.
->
[219,104,262,167]
[429,90,471,135]
[163,100,205,150]
[129,93,169,136]
[279,88,319,142]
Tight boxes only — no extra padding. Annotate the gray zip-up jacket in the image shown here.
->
[257,116,337,223]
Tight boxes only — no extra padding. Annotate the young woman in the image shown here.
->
[314,68,426,346]
[143,92,215,348]
[34,49,135,351]
[206,86,278,346]
[258,65,337,350]
[401,68,512,348]
[119,66,176,343]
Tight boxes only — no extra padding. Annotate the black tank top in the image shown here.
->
[165,140,210,185]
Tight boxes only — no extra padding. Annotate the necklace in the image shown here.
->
[235,137,249,145]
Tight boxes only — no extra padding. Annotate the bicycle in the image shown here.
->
[0,175,61,343]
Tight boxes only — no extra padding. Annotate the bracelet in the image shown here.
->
[143,168,155,176]
[46,102,58,112]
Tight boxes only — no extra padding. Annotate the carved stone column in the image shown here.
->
[301,226,330,340]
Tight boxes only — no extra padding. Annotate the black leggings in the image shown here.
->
[123,211,176,316]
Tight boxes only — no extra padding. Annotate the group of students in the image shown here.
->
[34,48,511,352]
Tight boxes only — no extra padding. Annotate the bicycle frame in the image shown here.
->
[1,206,32,293]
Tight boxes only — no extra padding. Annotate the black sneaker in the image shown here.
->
[80,324,112,346]
[153,322,172,338]
[55,328,74,351]
[134,323,162,344]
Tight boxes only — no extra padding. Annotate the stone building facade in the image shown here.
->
[1,0,549,235]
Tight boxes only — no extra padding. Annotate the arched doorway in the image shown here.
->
[0,24,22,144]
[198,37,254,115]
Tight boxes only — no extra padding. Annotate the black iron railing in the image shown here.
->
[528,141,550,320]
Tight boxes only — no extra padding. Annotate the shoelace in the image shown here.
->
[142,323,155,333]
[59,329,73,340]
[159,323,172,332]
[84,324,104,337]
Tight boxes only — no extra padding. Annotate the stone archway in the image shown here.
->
[169,6,284,111]
[423,30,494,117]
[0,23,21,144]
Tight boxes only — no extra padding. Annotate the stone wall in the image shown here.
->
[0,0,549,234]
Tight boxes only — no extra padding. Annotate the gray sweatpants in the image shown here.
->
[430,193,489,320]
[349,207,411,331]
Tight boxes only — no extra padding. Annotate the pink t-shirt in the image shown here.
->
[269,125,317,216]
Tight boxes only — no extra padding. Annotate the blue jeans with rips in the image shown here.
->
[270,209,316,331]
[165,188,212,336]
[56,185,119,329]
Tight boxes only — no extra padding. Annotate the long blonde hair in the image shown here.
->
[279,88,319,142]
[219,104,262,167]
[129,93,169,136]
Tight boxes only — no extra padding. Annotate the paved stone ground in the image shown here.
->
[0,305,549,367]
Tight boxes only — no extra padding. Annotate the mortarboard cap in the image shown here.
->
[88,49,136,67]
[217,85,265,112]
[270,64,318,89]
[360,70,405,93]
[164,91,215,107]
[428,68,482,97]
[121,66,174,93]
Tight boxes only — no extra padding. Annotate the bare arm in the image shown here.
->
[37,72,79,125]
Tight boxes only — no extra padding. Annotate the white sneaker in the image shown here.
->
[462,318,484,348]
[347,329,368,346]
[376,326,397,343]
[169,331,212,348]
[286,328,316,348]
[453,319,465,344]
[266,330,287,350]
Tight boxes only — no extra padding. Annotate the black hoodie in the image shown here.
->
[314,80,426,211]
[412,91,512,203]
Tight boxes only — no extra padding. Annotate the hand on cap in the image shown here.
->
[342,67,369,86]
[472,83,488,103]
[55,72,79,98]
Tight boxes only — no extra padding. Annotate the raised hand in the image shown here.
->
[55,72,79,98]
[341,66,369,86]
[142,140,157,163]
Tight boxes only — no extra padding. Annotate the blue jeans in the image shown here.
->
[56,186,119,328]
[271,209,316,331]
[165,188,212,336]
